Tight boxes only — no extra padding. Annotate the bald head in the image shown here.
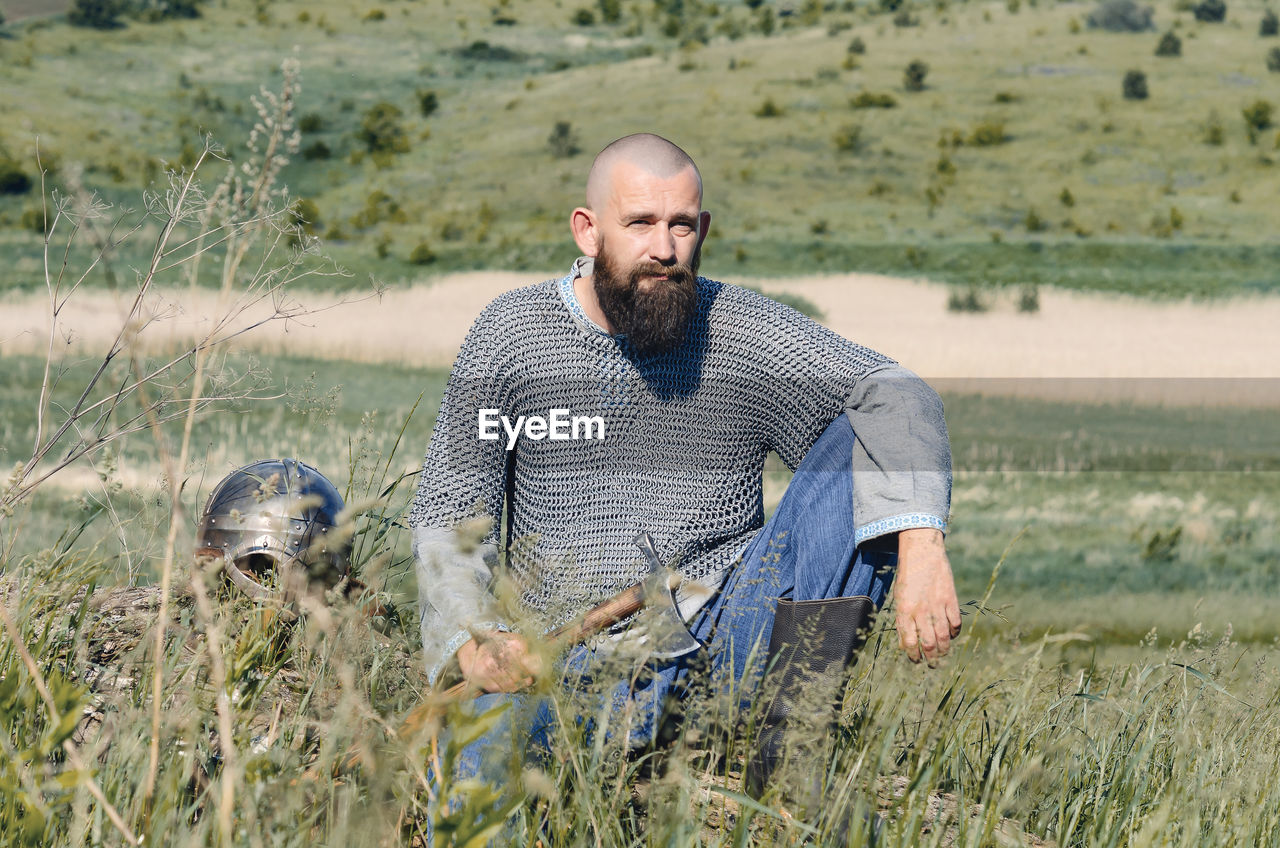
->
[585,133,702,211]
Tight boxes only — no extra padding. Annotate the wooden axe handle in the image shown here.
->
[379,581,650,753]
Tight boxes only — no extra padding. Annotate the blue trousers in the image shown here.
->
[436,414,898,811]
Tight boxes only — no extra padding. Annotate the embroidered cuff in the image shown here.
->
[425,621,513,687]
[854,513,948,546]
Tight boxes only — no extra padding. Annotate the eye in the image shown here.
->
[671,222,695,235]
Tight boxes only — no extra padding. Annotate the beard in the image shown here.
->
[592,240,700,357]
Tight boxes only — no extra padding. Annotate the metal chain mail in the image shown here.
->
[407,273,899,639]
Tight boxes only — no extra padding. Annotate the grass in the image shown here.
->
[3,339,1280,842]
[2,0,1280,295]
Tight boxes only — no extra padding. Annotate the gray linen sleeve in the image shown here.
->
[406,301,514,685]
[842,363,952,545]
[745,287,951,543]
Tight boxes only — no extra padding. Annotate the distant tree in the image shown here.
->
[1269,46,1280,71]
[1155,30,1182,56]
[754,97,784,117]
[833,124,864,153]
[851,91,898,109]
[904,59,929,91]
[302,140,332,161]
[598,0,622,23]
[136,0,204,21]
[847,35,867,54]
[756,7,775,35]
[409,242,437,265]
[1087,0,1154,31]
[358,103,410,155]
[68,0,126,29]
[572,7,595,25]
[547,121,581,158]
[0,158,32,195]
[1192,0,1226,22]
[1242,99,1274,143]
[416,89,439,118]
[289,199,321,236]
[1263,9,1279,35]
[967,120,1007,145]
[1123,69,1149,99]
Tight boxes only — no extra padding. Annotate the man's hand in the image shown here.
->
[456,631,543,693]
[893,528,962,665]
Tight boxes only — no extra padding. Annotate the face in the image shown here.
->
[577,161,711,355]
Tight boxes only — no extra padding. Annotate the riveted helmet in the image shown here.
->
[196,459,350,601]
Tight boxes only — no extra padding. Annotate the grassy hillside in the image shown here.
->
[2,0,1279,295]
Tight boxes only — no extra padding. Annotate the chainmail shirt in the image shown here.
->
[409,257,951,683]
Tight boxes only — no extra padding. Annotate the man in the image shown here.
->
[408,133,959,804]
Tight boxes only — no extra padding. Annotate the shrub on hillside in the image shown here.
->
[1242,99,1274,143]
[455,40,524,62]
[1087,0,1154,31]
[1192,0,1226,21]
[0,158,32,195]
[848,35,867,54]
[409,242,437,265]
[417,89,439,118]
[851,91,897,108]
[1204,111,1225,144]
[754,97,784,117]
[289,199,321,236]
[967,121,1007,146]
[298,113,324,133]
[947,286,989,312]
[358,103,410,155]
[1155,30,1182,55]
[136,0,204,21]
[1018,285,1041,313]
[21,207,48,233]
[1268,46,1280,71]
[904,59,929,91]
[302,140,331,161]
[547,121,581,158]
[833,124,864,153]
[1123,69,1149,100]
[1262,9,1279,35]
[350,190,407,229]
[755,6,776,35]
[893,8,919,26]
[573,7,595,25]
[598,0,622,24]
[68,0,126,28]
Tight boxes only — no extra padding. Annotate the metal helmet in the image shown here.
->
[196,459,351,601]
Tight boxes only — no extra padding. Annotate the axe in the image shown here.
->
[383,531,702,751]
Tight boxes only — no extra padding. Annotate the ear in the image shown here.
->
[570,207,600,257]
[695,210,712,253]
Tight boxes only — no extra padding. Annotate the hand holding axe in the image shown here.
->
[366,532,703,759]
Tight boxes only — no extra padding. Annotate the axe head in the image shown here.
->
[630,531,703,660]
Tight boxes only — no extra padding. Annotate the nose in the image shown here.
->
[646,223,678,265]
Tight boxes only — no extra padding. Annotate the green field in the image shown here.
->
[3,344,1280,845]
[2,0,1280,295]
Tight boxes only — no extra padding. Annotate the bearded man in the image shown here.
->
[408,133,959,806]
